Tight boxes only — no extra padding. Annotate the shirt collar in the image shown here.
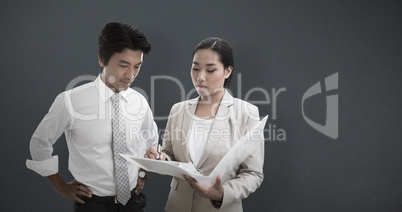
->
[95,74,129,103]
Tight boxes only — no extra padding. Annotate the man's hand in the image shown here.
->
[47,173,92,204]
[60,180,93,204]
[144,146,167,160]
[183,175,224,201]
[134,173,146,195]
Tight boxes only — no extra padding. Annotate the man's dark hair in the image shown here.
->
[192,37,234,88]
[98,22,151,66]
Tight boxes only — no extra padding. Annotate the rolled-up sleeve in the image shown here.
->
[26,92,70,176]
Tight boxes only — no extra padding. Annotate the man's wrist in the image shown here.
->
[138,169,148,179]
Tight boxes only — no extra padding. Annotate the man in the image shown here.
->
[26,22,158,212]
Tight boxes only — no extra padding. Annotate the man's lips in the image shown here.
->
[121,80,132,84]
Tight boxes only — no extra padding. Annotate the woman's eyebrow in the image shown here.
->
[192,61,216,66]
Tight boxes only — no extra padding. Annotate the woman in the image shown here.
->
[146,37,264,211]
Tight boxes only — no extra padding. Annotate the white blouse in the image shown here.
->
[188,116,214,167]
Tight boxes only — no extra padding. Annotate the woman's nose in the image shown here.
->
[197,70,206,81]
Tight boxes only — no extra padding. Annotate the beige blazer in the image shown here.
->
[162,91,264,212]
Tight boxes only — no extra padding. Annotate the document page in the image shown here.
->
[122,115,268,187]
[120,154,216,187]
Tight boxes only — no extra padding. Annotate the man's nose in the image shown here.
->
[126,67,136,79]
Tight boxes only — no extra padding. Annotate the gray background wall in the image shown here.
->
[1,0,401,211]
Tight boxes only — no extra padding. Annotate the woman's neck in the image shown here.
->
[199,89,225,105]
[196,89,225,119]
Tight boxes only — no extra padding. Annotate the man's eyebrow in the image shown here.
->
[118,60,143,66]
[119,60,130,64]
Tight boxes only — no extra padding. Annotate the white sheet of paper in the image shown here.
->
[120,154,216,187]
[121,115,268,187]
[211,115,268,183]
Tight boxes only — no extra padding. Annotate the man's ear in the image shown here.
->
[225,66,233,78]
[98,55,105,68]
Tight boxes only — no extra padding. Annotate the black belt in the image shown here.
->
[80,189,137,204]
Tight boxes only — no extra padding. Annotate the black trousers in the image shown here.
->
[73,193,147,212]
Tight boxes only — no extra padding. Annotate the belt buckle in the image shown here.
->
[114,196,118,204]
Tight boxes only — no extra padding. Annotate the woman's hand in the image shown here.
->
[144,146,167,160]
[183,175,224,201]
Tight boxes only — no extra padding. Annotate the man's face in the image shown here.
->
[99,48,144,92]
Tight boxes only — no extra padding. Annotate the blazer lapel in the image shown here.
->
[196,91,234,169]
[180,97,198,162]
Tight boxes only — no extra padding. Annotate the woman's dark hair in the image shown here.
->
[192,37,234,88]
[98,22,151,66]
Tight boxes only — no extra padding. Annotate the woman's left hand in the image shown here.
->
[182,174,224,201]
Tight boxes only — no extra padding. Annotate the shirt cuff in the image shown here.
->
[26,155,59,177]
[218,184,236,209]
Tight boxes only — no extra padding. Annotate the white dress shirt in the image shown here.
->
[188,117,214,167]
[26,75,158,196]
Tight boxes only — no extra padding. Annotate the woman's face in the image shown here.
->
[191,49,232,99]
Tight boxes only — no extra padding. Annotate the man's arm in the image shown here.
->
[26,93,69,174]
[140,104,159,152]
[160,103,179,161]
[26,92,91,203]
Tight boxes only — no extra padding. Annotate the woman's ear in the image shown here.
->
[225,66,233,79]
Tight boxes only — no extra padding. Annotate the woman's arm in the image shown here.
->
[181,104,264,209]
[218,105,264,208]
